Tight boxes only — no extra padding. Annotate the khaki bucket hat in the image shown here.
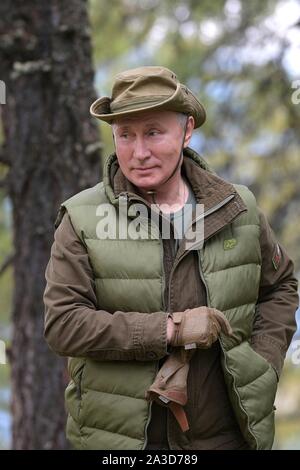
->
[90,66,206,128]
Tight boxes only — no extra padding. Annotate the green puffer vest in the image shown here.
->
[62,153,277,450]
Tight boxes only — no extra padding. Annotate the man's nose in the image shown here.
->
[133,136,151,161]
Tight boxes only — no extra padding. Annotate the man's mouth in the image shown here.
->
[135,167,155,172]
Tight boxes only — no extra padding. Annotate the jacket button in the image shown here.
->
[147,351,157,359]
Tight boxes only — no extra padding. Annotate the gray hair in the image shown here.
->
[176,112,188,129]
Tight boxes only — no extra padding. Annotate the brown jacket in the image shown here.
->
[44,154,299,450]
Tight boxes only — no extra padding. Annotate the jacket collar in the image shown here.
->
[103,148,247,242]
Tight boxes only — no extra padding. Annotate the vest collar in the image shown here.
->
[103,148,247,242]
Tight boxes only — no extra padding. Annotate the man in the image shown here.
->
[44,66,299,450]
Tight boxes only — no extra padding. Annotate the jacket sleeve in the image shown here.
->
[43,212,168,361]
[250,208,299,379]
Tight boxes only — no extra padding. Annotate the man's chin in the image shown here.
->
[132,178,160,191]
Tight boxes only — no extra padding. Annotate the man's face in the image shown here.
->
[112,110,194,191]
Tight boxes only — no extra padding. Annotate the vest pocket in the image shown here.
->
[248,344,278,386]
[240,342,278,401]
[223,341,278,449]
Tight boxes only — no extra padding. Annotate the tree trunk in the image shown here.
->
[0,0,101,449]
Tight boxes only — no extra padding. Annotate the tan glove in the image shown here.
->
[145,348,194,432]
[170,306,233,349]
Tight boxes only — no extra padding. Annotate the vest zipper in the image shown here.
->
[196,251,259,450]
[143,361,160,450]
[199,194,235,219]
[142,401,153,450]
[184,194,235,234]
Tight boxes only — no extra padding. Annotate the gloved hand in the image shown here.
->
[170,306,233,349]
[145,348,194,432]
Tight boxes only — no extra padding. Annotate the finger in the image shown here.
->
[212,309,233,336]
[197,337,212,349]
[210,320,221,338]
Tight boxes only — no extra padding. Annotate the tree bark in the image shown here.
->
[0,0,101,449]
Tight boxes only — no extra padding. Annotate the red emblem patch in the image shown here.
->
[272,243,281,271]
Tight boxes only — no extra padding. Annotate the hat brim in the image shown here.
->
[90,83,206,129]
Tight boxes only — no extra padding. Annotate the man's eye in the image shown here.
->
[148,130,159,136]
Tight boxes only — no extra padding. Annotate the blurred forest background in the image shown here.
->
[0,0,299,449]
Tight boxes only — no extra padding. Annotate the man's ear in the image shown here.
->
[183,115,195,148]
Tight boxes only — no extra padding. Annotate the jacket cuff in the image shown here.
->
[250,334,285,380]
[133,312,169,361]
